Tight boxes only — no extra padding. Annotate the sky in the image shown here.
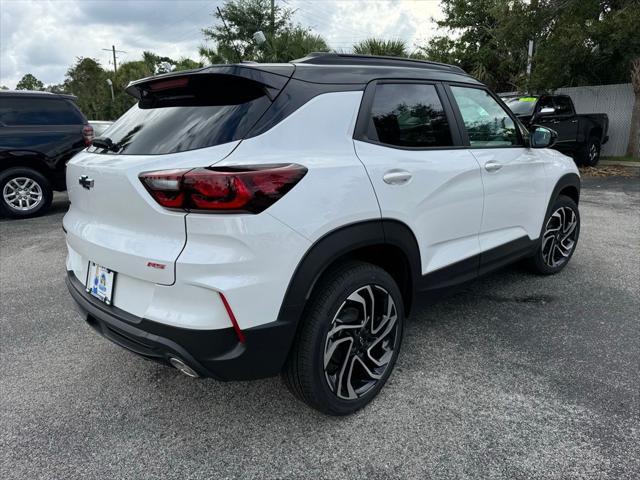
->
[0,0,444,89]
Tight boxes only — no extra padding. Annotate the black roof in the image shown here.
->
[0,90,77,101]
[126,52,481,96]
[288,52,479,85]
[294,52,465,73]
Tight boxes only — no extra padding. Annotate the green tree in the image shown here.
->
[142,51,203,73]
[64,58,110,120]
[173,57,204,71]
[258,26,328,62]
[16,73,45,91]
[200,0,328,63]
[420,0,640,92]
[529,1,640,90]
[108,60,154,118]
[0,85,9,90]
[45,84,68,94]
[201,0,292,63]
[352,39,408,57]
[58,52,204,121]
[420,0,532,91]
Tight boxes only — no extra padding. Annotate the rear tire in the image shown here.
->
[0,167,53,219]
[282,261,404,415]
[526,195,580,275]
[577,136,601,166]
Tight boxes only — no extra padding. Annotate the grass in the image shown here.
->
[602,155,640,163]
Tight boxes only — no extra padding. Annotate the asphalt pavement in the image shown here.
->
[1,176,639,479]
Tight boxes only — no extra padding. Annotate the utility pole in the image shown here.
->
[526,39,534,79]
[271,0,275,36]
[102,45,127,74]
[526,0,539,92]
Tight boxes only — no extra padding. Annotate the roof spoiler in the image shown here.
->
[125,64,294,101]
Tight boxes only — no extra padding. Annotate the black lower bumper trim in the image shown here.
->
[65,271,295,380]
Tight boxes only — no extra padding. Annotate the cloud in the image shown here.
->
[0,0,443,89]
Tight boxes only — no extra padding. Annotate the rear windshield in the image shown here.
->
[504,97,538,116]
[0,97,85,126]
[89,75,271,155]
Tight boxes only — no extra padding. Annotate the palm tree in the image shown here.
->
[352,38,408,58]
[260,27,329,63]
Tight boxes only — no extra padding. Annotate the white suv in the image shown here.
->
[64,53,580,415]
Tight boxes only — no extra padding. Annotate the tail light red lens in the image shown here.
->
[82,125,95,146]
[139,164,307,214]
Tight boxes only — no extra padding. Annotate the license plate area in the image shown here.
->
[86,262,116,305]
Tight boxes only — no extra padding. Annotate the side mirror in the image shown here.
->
[530,125,557,148]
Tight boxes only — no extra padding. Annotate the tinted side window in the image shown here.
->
[369,83,453,148]
[450,86,520,147]
[0,97,84,126]
[536,96,554,112]
[554,96,573,115]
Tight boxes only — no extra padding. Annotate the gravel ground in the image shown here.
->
[1,176,639,479]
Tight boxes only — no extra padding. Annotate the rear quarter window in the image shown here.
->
[89,75,271,155]
[0,97,85,126]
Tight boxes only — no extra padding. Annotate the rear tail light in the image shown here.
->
[139,164,307,214]
[82,124,95,146]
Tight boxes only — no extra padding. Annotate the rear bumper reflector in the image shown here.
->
[219,292,246,343]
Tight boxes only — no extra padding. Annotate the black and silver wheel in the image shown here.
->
[527,195,580,274]
[0,167,53,219]
[283,261,404,415]
[578,136,601,166]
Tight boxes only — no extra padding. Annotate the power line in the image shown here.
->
[101,45,127,73]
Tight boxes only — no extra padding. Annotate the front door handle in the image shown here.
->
[484,161,502,172]
[383,170,413,185]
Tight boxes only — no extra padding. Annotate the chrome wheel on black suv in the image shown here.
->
[0,167,53,219]
[283,261,404,415]
[528,195,580,274]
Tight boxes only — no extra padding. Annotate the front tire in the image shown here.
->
[0,167,53,219]
[283,261,405,415]
[527,195,580,275]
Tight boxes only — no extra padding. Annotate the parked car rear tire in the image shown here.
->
[577,136,601,167]
[0,167,53,219]
[526,195,580,275]
[282,261,405,415]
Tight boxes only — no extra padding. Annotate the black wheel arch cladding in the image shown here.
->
[276,219,420,329]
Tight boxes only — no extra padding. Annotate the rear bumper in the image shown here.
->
[65,271,295,380]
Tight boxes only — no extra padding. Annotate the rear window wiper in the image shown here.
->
[92,137,118,152]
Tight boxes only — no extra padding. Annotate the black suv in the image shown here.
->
[0,90,93,218]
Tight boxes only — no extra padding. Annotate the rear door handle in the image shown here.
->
[383,170,412,185]
[484,161,502,172]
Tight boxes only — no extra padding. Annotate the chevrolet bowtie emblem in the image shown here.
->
[78,175,94,190]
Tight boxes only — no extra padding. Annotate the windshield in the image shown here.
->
[505,97,538,116]
[88,74,270,155]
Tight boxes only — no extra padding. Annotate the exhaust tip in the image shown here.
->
[168,357,200,378]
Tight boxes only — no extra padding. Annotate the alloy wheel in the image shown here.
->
[323,285,399,400]
[2,177,43,212]
[541,206,578,268]
[589,143,598,164]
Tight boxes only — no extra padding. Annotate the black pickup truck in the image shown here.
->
[0,90,93,218]
[504,94,609,166]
